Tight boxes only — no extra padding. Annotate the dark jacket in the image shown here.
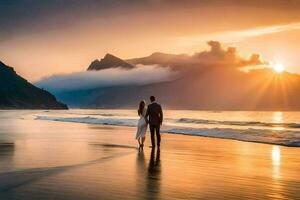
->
[146,102,163,126]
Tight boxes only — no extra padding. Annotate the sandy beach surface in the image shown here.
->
[0,111,300,200]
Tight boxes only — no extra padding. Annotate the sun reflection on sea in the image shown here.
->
[272,112,284,130]
[272,146,281,179]
[270,146,285,199]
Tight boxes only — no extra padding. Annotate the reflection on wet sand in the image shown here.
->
[272,146,281,179]
[270,146,284,199]
[136,149,146,173]
[0,143,15,154]
[0,143,15,158]
[147,148,161,200]
[135,148,161,200]
[136,149,146,198]
[0,142,15,173]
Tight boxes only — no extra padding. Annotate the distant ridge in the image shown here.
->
[127,52,181,65]
[87,53,135,71]
[38,41,300,110]
[0,61,68,109]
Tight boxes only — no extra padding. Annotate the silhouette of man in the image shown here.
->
[146,96,163,148]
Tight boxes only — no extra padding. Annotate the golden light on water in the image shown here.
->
[272,112,284,130]
[272,146,281,165]
[272,146,281,179]
[272,112,282,123]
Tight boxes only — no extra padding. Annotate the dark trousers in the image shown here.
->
[150,124,161,147]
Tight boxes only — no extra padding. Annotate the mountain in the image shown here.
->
[127,52,192,69]
[128,52,181,65]
[36,41,300,110]
[0,61,67,109]
[87,53,135,71]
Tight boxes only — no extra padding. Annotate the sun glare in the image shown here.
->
[273,64,285,73]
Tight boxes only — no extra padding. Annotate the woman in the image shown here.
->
[136,100,148,148]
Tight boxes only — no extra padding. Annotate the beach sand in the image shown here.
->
[0,114,300,199]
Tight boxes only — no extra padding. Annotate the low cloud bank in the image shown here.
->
[35,65,175,92]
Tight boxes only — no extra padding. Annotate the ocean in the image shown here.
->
[35,109,300,147]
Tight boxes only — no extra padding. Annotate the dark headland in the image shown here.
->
[0,61,67,109]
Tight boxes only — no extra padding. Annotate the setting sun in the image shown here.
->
[273,64,285,73]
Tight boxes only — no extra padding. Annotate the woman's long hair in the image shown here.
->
[138,101,146,116]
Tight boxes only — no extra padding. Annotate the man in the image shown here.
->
[146,96,163,148]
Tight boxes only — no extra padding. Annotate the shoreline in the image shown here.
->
[35,116,300,148]
[1,114,300,199]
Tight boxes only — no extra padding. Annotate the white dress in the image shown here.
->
[136,109,148,139]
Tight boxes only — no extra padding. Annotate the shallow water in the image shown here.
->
[0,110,300,200]
[36,109,300,146]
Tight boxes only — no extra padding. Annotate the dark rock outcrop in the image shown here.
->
[0,61,68,109]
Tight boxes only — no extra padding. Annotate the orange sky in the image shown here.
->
[1,1,300,81]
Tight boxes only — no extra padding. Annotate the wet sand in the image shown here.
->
[0,114,300,199]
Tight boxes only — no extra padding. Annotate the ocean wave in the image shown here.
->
[177,118,300,129]
[88,113,116,117]
[164,127,300,147]
[35,115,300,147]
[36,116,137,126]
[66,112,117,117]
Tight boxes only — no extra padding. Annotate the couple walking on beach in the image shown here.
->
[135,96,163,149]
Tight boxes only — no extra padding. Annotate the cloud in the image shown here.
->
[176,22,300,45]
[233,22,300,38]
[193,41,267,67]
[35,65,176,92]
[131,41,268,70]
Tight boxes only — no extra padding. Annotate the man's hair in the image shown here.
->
[150,96,155,102]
